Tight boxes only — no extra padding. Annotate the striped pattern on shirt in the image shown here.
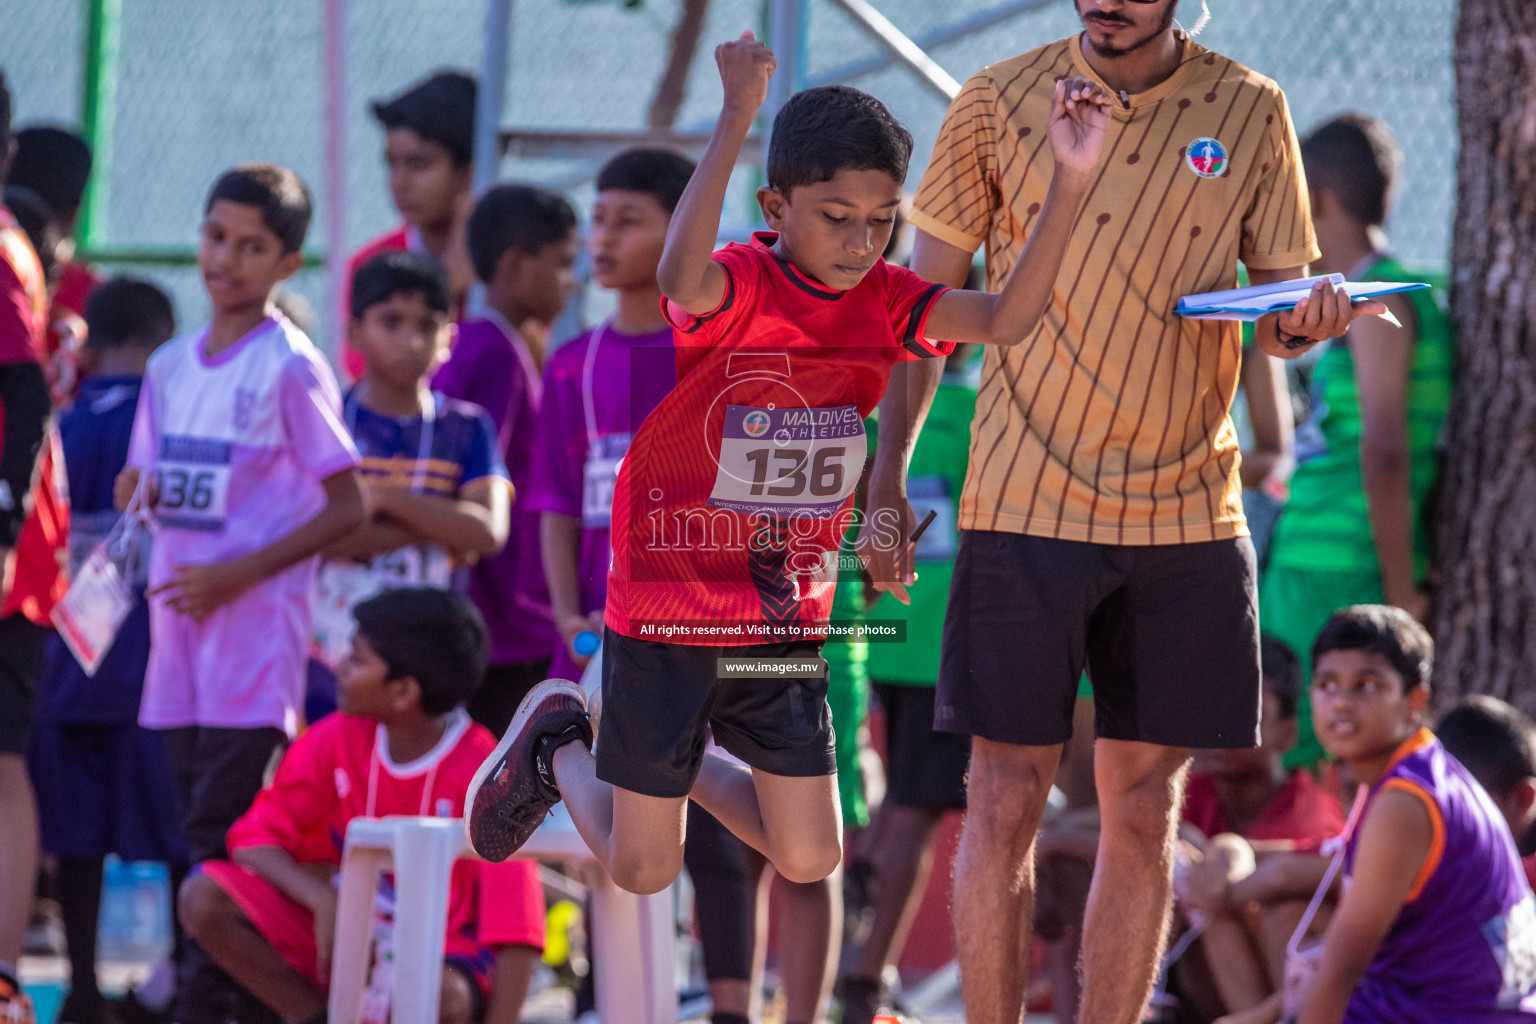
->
[911,34,1319,545]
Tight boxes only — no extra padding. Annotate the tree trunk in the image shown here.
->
[647,0,711,128]
[1435,0,1536,711]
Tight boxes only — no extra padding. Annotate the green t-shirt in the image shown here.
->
[865,374,978,686]
[1269,256,1453,575]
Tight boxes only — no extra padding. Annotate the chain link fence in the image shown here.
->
[2,0,1457,357]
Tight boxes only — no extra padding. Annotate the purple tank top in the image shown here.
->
[1343,729,1536,1022]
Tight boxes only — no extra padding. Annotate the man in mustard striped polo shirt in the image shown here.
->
[860,2,1385,1021]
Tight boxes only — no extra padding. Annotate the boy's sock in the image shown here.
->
[710,1013,750,1024]
[535,721,593,793]
[839,975,884,1024]
[57,857,105,1004]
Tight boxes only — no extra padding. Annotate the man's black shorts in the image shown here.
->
[0,615,48,755]
[937,531,1260,750]
[596,627,836,799]
[873,683,969,810]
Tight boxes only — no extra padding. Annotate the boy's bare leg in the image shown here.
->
[1258,899,1310,987]
[952,738,1061,1024]
[849,803,944,982]
[551,743,687,894]
[1077,739,1191,1024]
[690,757,843,884]
[777,867,841,1024]
[178,874,325,1022]
[0,757,37,968]
[1197,911,1271,1013]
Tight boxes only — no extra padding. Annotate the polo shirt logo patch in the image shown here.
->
[1186,137,1228,178]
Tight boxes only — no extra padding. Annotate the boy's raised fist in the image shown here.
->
[716,30,777,115]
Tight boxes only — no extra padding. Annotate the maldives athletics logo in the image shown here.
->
[742,409,772,437]
[1185,137,1228,178]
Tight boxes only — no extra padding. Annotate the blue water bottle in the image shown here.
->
[573,630,601,658]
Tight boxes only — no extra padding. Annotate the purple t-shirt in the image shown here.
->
[525,323,676,676]
[432,314,557,666]
[128,315,359,733]
[1343,729,1536,1022]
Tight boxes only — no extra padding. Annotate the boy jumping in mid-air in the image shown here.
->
[466,32,1111,897]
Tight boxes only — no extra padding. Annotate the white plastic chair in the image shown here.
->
[328,816,470,1024]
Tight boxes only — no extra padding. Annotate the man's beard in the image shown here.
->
[1077,1,1178,58]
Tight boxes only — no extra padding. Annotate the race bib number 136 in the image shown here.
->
[156,435,232,531]
[708,404,865,519]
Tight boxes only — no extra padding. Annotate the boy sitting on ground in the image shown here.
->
[181,588,545,1024]
[465,30,1112,901]
[1298,606,1536,1023]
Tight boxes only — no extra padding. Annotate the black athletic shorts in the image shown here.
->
[0,615,48,755]
[468,657,553,738]
[596,627,837,799]
[937,531,1260,750]
[873,683,969,810]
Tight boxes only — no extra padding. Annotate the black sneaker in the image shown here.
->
[466,679,592,862]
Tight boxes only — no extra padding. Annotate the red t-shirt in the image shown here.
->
[225,710,545,956]
[340,226,413,381]
[1,430,68,624]
[0,207,47,366]
[0,207,66,624]
[1182,769,1346,852]
[44,260,100,403]
[604,233,951,645]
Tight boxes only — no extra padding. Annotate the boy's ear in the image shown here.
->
[276,248,304,283]
[389,673,424,714]
[1516,778,1536,818]
[346,313,365,349]
[494,246,522,289]
[757,186,788,231]
[1308,184,1332,222]
[1407,684,1432,717]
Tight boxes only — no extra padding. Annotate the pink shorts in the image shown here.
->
[198,861,497,1000]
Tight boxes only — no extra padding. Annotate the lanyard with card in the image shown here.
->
[312,389,451,668]
[579,323,633,528]
[53,475,154,676]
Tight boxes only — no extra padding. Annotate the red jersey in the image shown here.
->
[0,206,47,366]
[45,260,99,404]
[1182,769,1346,853]
[1,429,68,624]
[340,227,414,382]
[605,233,951,646]
[0,206,66,623]
[225,710,545,957]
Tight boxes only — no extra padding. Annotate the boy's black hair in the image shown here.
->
[1311,604,1434,693]
[349,251,451,322]
[204,163,312,255]
[1260,634,1302,720]
[372,70,478,169]
[766,85,914,196]
[1437,696,1536,800]
[595,148,696,215]
[1301,113,1401,229]
[84,276,176,353]
[466,183,576,284]
[3,185,58,280]
[9,126,92,221]
[352,588,489,716]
